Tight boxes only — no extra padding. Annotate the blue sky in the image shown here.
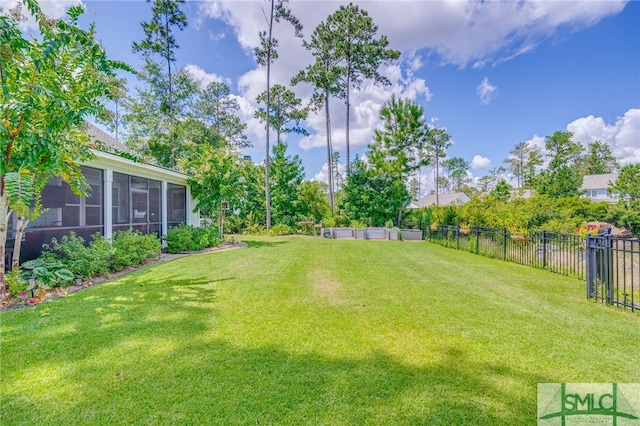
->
[8,0,640,193]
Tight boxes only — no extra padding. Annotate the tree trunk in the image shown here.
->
[325,90,334,212]
[0,193,10,302]
[264,0,275,231]
[345,68,351,176]
[11,215,29,270]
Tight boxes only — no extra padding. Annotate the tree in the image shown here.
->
[581,141,619,175]
[0,1,128,297]
[195,81,250,148]
[96,76,130,141]
[297,181,331,223]
[504,141,543,189]
[269,142,305,226]
[368,96,431,225]
[255,0,303,231]
[255,84,308,145]
[609,163,640,203]
[339,156,406,226]
[185,145,244,220]
[534,131,584,198]
[490,179,512,202]
[323,3,400,174]
[426,127,452,205]
[124,64,200,167]
[131,0,187,124]
[443,157,470,193]
[293,16,342,212]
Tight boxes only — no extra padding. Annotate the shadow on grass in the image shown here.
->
[2,269,552,425]
[244,239,289,249]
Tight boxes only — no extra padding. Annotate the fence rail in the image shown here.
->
[424,225,586,279]
[424,224,639,312]
[586,234,639,312]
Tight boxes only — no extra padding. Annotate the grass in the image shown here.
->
[1,236,639,425]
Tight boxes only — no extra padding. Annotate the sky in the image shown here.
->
[6,0,640,195]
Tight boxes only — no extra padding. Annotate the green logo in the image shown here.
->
[538,383,640,425]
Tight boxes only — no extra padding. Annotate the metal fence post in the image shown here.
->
[542,230,547,269]
[456,225,460,250]
[503,227,508,260]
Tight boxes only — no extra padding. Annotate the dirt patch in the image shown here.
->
[1,241,247,312]
[309,269,343,305]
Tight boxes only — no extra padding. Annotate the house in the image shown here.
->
[5,123,200,264]
[580,173,619,203]
[409,192,470,208]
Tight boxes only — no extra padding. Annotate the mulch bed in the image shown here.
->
[1,241,247,312]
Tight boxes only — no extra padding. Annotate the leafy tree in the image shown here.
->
[131,0,187,123]
[426,127,452,205]
[368,96,430,224]
[195,81,250,148]
[504,141,543,189]
[185,145,244,219]
[297,181,331,223]
[490,179,512,203]
[269,142,305,227]
[534,131,584,198]
[255,0,303,230]
[443,157,470,192]
[323,3,400,174]
[124,64,200,167]
[0,0,128,297]
[255,84,309,145]
[609,163,640,203]
[339,156,406,226]
[581,141,619,175]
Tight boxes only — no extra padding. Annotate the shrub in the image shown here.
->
[110,230,161,271]
[268,224,292,236]
[41,232,112,279]
[164,224,221,253]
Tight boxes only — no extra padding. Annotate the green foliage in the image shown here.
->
[110,230,161,271]
[6,268,28,296]
[269,142,305,227]
[22,259,75,289]
[268,224,293,236]
[609,163,640,203]
[491,179,512,202]
[0,0,130,295]
[339,156,406,227]
[255,84,309,144]
[533,131,584,198]
[41,232,112,279]
[164,224,221,253]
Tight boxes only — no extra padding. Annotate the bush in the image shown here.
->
[110,230,161,271]
[41,232,113,279]
[164,224,221,253]
[268,224,292,236]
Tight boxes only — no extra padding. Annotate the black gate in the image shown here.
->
[586,234,639,312]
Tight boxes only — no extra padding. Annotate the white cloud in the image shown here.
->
[2,0,84,31]
[183,64,227,87]
[476,77,497,105]
[471,155,491,170]
[567,109,640,165]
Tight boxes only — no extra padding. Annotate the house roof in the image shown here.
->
[411,192,470,208]
[580,173,618,190]
[85,122,130,152]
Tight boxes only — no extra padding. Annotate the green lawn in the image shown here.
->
[1,237,639,425]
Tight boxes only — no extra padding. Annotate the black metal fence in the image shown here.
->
[424,224,640,312]
[586,234,639,312]
[424,225,586,279]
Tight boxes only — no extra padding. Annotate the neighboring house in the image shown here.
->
[409,192,470,208]
[510,188,535,200]
[580,173,619,203]
[5,123,199,264]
